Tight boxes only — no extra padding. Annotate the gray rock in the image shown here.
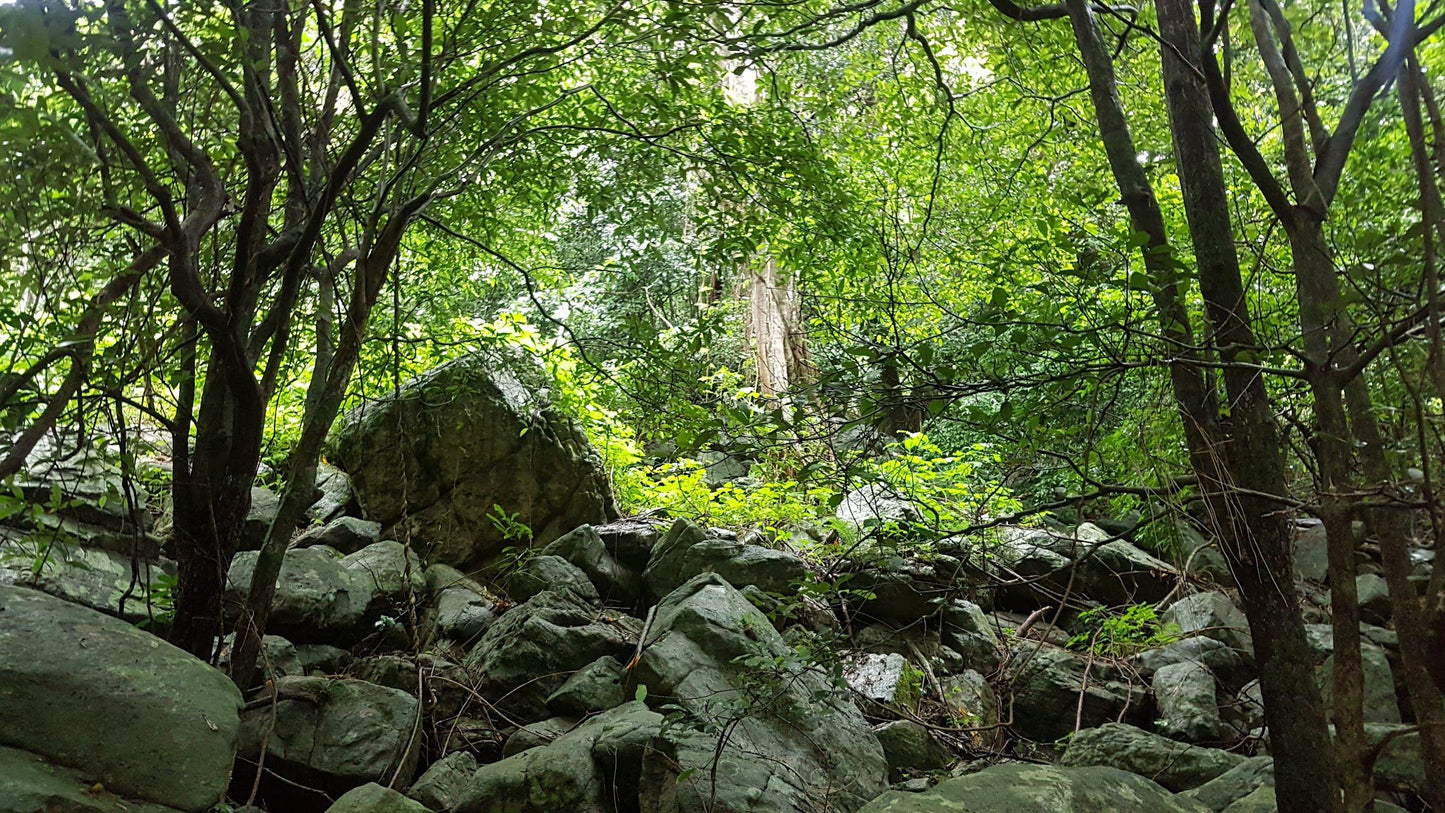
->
[1169,522,1234,587]
[1355,573,1391,624]
[1303,624,1401,723]
[0,746,181,813]
[1180,756,1274,811]
[630,574,887,812]
[836,484,923,529]
[334,352,617,569]
[0,586,242,811]
[295,516,382,555]
[846,556,973,625]
[309,463,354,523]
[226,541,423,645]
[296,644,352,675]
[243,485,281,550]
[874,720,953,779]
[893,777,934,792]
[546,655,628,717]
[351,654,469,720]
[456,702,669,813]
[423,565,497,646]
[696,449,750,485]
[238,676,421,794]
[465,588,639,719]
[1221,785,1279,813]
[407,751,477,812]
[593,516,665,571]
[1155,661,1230,743]
[1060,723,1245,791]
[407,751,476,812]
[642,518,809,600]
[993,526,1178,608]
[739,583,840,632]
[502,717,577,757]
[541,524,641,607]
[1292,521,1328,583]
[1136,636,1250,690]
[940,670,998,729]
[1008,645,1146,742]
[1369,723,1429,796]
[858,762,1210,812]
[1163,592,1253,655]
[504,554,599,604]
[0,534,175,623]
[343,540,426,623]
[219,634,304,680]
[226,545,365,643]
[941,599,1000,672]
[844,652,910,705]
[325,783,430,813]
[10,440,152,534]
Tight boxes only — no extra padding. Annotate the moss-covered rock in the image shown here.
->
[858,763,1210,812]
[0,586,242,811]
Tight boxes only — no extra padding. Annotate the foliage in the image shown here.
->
[1068,604,1180,659]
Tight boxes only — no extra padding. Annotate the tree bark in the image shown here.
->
[1153,2,1338,810]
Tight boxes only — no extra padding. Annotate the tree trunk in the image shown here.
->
[168,346,265,660]
[1152,2,1338,810]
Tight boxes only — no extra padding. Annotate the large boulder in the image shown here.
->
[464,587,640,719]
[309,463,355,523]
[1136,636,1251,690]
[1007,644,1146,742]
[407,751,478,812]
[0,586,242,811]
[835,484,923,529]
[1060,723,1245,791]
[238,676,421,798]
[0,531,174,623]
[858,763,1210,812]
[546,655,629,717]
[1179,757,1275,811]
[334,352,617,568]
[941,599,1000,672]
[630,573,887,812]
[1303,624,1401,723]
[422,564,498,647]
[295,516,383,555]
[541,524,642,608]
[873,720,953,779]
[992,525,1178,609]
[642,518,809,600]
[8,437,153,535]
[225,541,423,644]
[326,783,431,813]
[0,746,181,813]
[1163,592,1253,655]
[1154,661,1231,743]
[454,702,671,813]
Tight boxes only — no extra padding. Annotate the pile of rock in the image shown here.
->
[1,352,1434,813]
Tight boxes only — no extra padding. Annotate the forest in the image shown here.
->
[0,0,1443,810]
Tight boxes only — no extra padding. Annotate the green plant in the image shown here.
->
[1068,603,1180,658]
[139,573,178,629]
[487,503,534,544]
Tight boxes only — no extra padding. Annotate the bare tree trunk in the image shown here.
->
[1152,2,1339,809]
[748,256,792,397]
[230,201,426,689]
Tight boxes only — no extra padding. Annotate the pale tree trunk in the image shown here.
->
[745,257,810,397]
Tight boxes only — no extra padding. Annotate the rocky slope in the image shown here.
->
[1,356,1437,813]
